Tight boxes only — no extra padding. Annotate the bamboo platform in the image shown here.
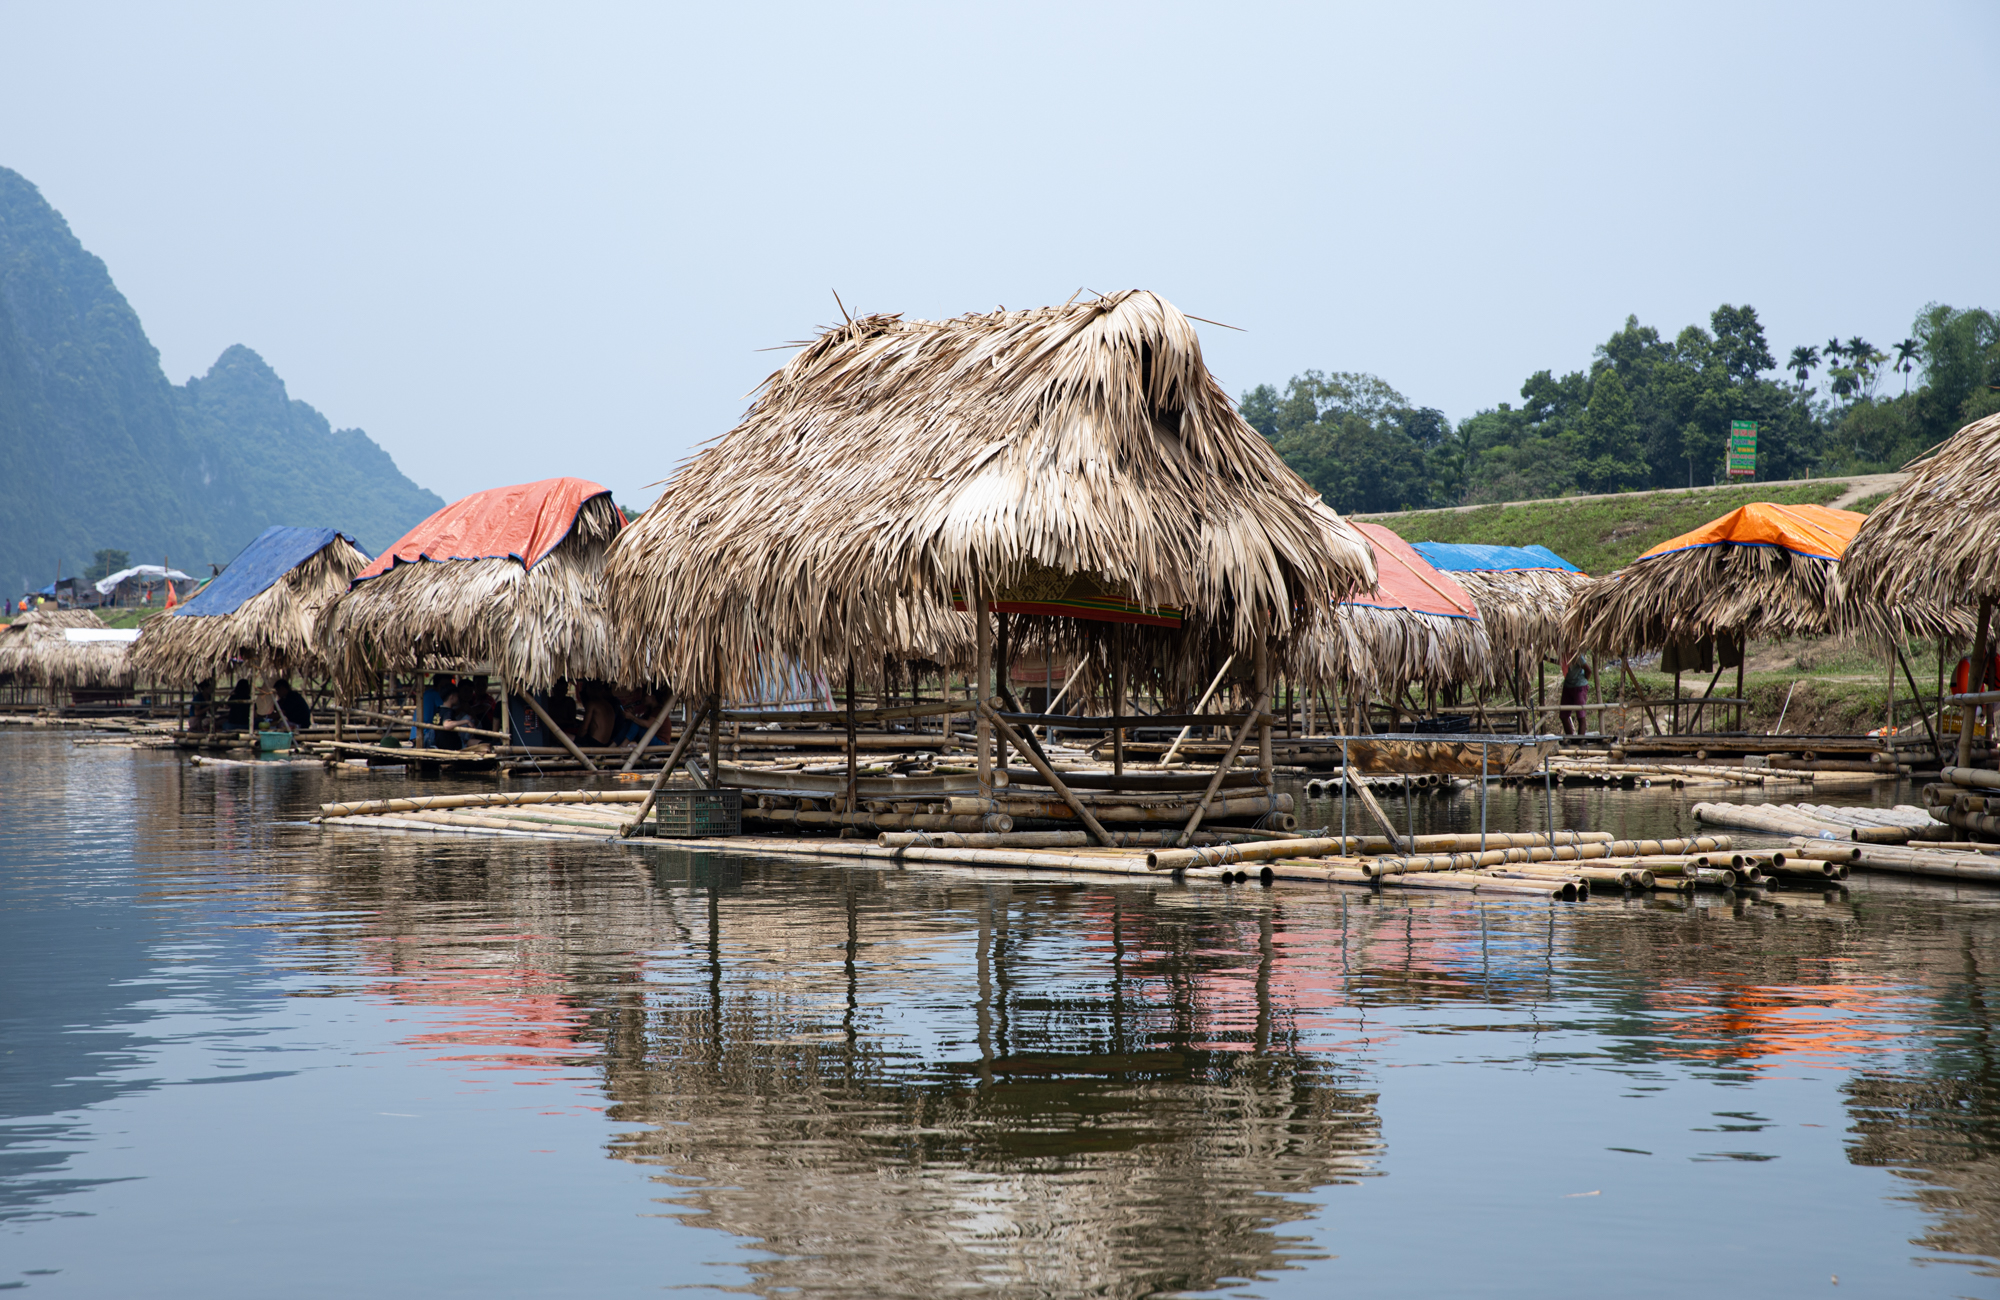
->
[306,790,1865,901]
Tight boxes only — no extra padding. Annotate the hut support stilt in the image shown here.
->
[1174,708,1261,848]
[1960,596,1994,769]
[1255,639,1272,796]
[975,591,993,799]
[1894,646,1942,764]
[620,699,714,837]
[525,691,597,771]
[620,696,675,773]
[1112,627,1127,777]
[845,664,858,818]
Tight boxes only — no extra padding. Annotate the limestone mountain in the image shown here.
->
[0,166,441,592]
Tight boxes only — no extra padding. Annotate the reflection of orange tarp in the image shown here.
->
[359,935,597,1078]
[1343,522,1479,619]
[355,477,615,581]
[1645,980,1902,1071]
[1636,503,1864,565]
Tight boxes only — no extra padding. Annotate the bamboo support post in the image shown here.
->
[976,590,993,798]
[1961,595,1994,770]
[975,698,1115,847]
[620,696,676,773]
[523,691,598,771]
[619,701,713,837]
[1162,655,1234,767]
[1173,708,1262,849]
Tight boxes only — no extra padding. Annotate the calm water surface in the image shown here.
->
[5,730,2000,1298]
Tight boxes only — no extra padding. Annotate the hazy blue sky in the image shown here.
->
[2,1,1995,508]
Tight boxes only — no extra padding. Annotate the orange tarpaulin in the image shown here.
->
[355,477,615,582]
[1636,503,1865,565]
[1343,522,1479,620]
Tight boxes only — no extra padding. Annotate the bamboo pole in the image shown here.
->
[1162,655,1235,766]
[1174,708,1262,847]
[619,701,712,837]
[523,691,598,771]
[1112,629,1126,777]
[1960,595,1994,769]
[620,696,676,772]
[975,699,1115,847]
[976,589,992,798]
[1255,639,1273,796]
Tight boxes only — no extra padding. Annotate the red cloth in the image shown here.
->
[356,478,615,581]
[1344,521,1479,619]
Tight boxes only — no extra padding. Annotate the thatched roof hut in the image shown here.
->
[1410,542,1590,665]
[1563,502,1914,656]
[320,478,624,694]
[130,527,370,684]
[1312,522,1489,696]
[0,609,136,690]
[605,291,1376,698]
[1840,413,2000,635]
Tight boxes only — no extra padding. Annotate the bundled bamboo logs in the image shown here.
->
[1921,767,2000,841]
[1790,836,2000,882]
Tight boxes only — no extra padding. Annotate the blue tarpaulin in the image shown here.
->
[1409,542,1581,574]
[170,527,364,618]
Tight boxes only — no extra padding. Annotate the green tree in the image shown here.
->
[1240,371,1439,513]
[1575,368,1647,491]
[84,548,129,582]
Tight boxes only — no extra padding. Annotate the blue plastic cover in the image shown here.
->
[170,527,363,618]
[1409,542,1581,574]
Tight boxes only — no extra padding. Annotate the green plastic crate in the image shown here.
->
[655,789,742,838]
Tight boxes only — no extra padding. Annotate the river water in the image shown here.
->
[5,729,2000,1298]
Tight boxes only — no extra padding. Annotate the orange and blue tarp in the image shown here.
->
[1343,522,1480,620]
[1635,503,1865,565]
[354,478,616,583]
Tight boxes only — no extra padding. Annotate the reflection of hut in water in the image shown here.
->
[1846,1069,2000,1273]
[593,865,1382,1298]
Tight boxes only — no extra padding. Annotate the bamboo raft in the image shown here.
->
[309,790,1864,900]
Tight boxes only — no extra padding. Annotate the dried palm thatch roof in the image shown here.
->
[1840,413,2000,622]
[1409,542,1593,666]
[1564,501,1960,654]
[320,479,624,694]
[1306,523,1490,694]
[0,609,135,689]
[130,527,370,684]
[606,290,1376,697]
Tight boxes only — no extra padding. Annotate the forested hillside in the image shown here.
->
[0,168,440,592]
[1245,303,2000,516]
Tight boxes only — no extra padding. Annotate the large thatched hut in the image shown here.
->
[1841,412,2000,762]
[604,291,1376,822]
[1410,542,1590,666]
[130,526,370,684]
[320,477,624,697]
[1312,522,1489,701]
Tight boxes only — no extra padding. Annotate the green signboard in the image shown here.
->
[1727,420,1757,477]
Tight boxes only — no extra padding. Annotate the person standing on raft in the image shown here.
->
[1559,656,1590,736]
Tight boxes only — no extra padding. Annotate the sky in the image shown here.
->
[2,1,1996,509]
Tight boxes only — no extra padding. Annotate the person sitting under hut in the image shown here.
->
[429,688,472,751]
[226,679,252,730]
[543,680,579,740]
[579,682,620,747]
[1558,655,1590,736]
[253,682,284,731]
[413,673,452,748]
[275,680,312,731]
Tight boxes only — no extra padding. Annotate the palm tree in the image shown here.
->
[1788,345,1819,392]
[1826,337,1845,363]
[1893,337,1921,395]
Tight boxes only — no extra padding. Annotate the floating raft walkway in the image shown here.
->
[310,791,1863,900]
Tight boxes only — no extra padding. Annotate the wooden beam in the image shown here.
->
[619,701,712,837]
[1174,708,1262,848]
[620,696,676,772]
[975,698,1115,847]
[522,692,598,771]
